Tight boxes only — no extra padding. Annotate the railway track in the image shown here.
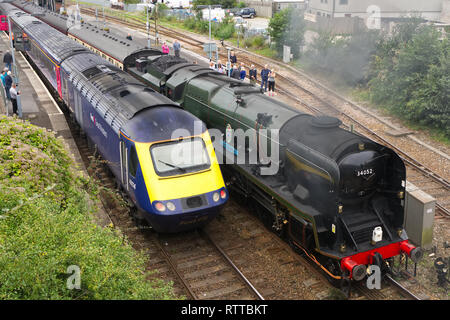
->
[70,126,265,300]
[57,109,419,302]
[21,12,442,299]
[229,50,450,219]
[79,6,449,218]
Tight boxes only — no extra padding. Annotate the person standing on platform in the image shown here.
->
[216,60,224,73]
[230,50,237,64]
[4,71,12,100]
[249,65,257,85]
[173,40,181,57]
[268,69,276,96]
[9,83,19,116]
[240,66,246,81]
[126,33,133,41]
[231,65,240,79]
[1,68,7,87]
[260,64,270,92]
[3,51,12,72]
[162,42,170,54]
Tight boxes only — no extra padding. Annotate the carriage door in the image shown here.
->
[74,92,83,127]
[120,140,129,191]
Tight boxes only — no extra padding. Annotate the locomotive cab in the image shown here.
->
[121,107,228,233]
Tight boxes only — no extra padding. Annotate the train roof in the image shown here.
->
[9,11,89,62]
[62,52,188,142]
[0,2,20,15]
[68,22,139,62]
[13,0,69,33]
[12,0,155,65]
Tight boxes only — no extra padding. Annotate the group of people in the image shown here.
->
[1,51,19,116]
[158,43,278,96]
[260,64,276,96]
[208,50,277,96]
[161,40,181,58]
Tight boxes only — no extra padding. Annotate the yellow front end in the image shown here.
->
[135,131,225,201]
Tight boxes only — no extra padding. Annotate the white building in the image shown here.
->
[273,0,307,14]
[307,0,445,22]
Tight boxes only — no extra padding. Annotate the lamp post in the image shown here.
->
[146,4,151,48]
[197,4,221,61]
[103,1,106,31]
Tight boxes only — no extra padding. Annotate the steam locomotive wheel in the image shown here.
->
[325,259,345,287]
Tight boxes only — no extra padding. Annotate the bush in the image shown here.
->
[183,17,198,30]
[214,22,235,40]
[368,24,450,136]
[251,35,265,48]
[0,117,178,299]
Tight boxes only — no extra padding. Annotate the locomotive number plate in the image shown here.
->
[356,168,374,176]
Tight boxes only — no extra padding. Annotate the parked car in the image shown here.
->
[235,7,256,19]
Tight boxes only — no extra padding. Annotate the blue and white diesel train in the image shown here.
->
[1,3,228,232]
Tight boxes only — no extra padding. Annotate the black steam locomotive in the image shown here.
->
[127,54,423,284]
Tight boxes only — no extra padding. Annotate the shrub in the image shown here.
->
[0,117,177,299]
[214,22,235,40]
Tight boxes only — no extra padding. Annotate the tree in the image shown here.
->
[368,22,449,135]
[268,8,305,58]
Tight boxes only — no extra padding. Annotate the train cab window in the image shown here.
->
[129,145,138,177]
[150,138,210,177]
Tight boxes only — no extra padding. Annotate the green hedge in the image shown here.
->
[0,117,177,299]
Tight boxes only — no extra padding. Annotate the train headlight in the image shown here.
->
[154,202,166,212]
[213,192,220,202]
[166,202,176,211]
[220,189,227,199]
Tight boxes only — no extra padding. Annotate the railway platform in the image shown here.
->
[0,32,111,227]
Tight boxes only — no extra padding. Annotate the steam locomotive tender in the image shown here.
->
[2,5,228,232]
[128,54,423,282]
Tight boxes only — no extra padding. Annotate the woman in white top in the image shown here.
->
[268,69,276,96]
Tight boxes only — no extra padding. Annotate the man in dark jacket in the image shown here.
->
[230,50,237,64]
[249,65,257,85]
[3,51,12,71]
[230,65,240,79]
[260,64,270,92]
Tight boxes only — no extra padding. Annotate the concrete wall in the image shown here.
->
[244,0,273,18]
[305,15,366,34]
[273,1,307,15]
[442,0,450,23]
